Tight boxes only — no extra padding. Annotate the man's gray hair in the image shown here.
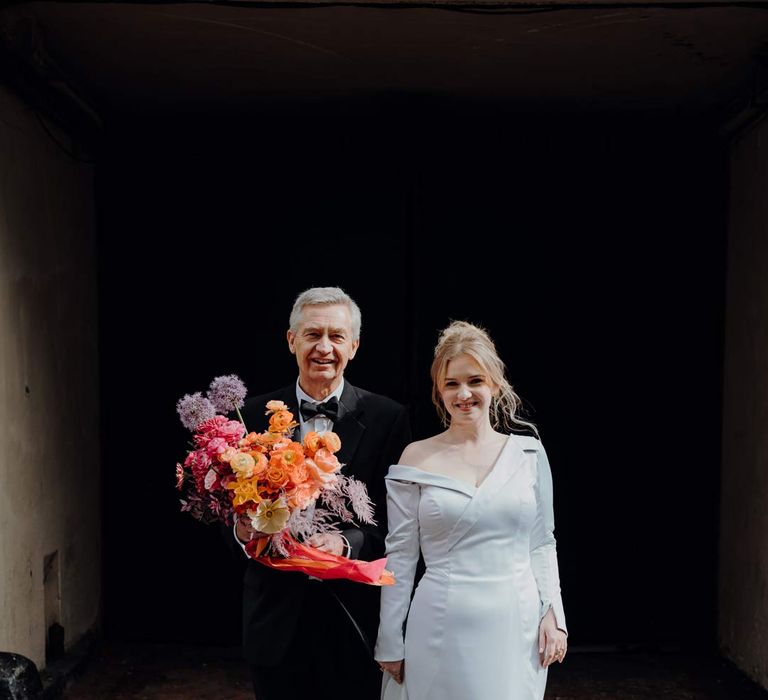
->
[289,287,362,340]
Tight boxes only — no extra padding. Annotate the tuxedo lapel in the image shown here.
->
[334,382,366,475]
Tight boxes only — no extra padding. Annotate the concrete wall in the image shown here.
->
[0,84,100,669]
[719,115,768,690]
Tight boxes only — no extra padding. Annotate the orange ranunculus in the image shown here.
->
[283,485,305,510]
[303,431,322,456]
[289,482,319,510]
[305,458,337,487]
[225,476,261,507]
[230,452,256,478]
[250,451,269,477]
[321,431,341,454]
[266,400,289,413]
[256,430,283,447]
[269,410,297,433]
[314,448,342,474]
[288,461,309,486]
[265,464,290,489]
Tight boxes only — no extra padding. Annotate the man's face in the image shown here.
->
[287,304,359,394]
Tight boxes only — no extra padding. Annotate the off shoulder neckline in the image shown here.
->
[386,465,476,495]
[388,435,514,492]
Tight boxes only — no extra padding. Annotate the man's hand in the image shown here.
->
[235,513,268,544]
[378,660,404,684]
[306,533,346,556]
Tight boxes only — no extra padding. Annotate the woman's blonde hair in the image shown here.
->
[430,320,537,435]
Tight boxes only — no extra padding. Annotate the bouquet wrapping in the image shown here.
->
[175,374,393,586]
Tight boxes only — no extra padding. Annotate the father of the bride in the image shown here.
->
[235,286,411,700]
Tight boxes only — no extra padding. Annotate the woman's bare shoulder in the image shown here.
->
[397,435,445,468]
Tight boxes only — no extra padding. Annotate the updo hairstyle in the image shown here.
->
[430,320,537,435]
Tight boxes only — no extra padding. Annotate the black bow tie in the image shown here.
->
[300,397,340,422]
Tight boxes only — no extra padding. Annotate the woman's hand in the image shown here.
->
[538,608,567,668]
[378,660,404,684]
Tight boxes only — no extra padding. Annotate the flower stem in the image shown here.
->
[235,406,248,433]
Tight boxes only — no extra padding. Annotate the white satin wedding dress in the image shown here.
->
[375,434,567,700]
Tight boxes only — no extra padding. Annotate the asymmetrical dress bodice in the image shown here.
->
[375,435,567,700]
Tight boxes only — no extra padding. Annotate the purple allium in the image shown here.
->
[207,374,248,413]
[176,391,217,431]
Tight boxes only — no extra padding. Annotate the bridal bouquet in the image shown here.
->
[175,374,393,585]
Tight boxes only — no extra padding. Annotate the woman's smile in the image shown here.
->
[440,354,496,423]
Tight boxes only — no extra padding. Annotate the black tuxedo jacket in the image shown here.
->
[239,380,411,667]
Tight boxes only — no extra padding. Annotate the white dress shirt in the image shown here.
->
[295,378,344,441]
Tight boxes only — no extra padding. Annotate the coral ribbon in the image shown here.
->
[245,535,395,586]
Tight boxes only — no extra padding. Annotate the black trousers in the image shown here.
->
[249,583,382,700]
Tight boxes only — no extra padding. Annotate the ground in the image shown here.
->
[58,644,768,699]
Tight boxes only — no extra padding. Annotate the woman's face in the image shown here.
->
[440,353,496,426]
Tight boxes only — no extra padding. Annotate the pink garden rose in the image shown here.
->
[217,420,246,443]
[205,437,229,457]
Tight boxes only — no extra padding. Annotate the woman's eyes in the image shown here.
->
[445,378,485,388]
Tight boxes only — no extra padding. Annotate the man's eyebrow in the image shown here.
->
[302,325,348,334]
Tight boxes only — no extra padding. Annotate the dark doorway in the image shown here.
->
[97,112,727,648]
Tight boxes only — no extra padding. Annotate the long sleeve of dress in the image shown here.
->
[374,477,421,661]
[529,442,568,635]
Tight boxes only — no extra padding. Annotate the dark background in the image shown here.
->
[96,112,728,650]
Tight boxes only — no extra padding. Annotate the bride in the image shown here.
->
[375,321,567,700]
